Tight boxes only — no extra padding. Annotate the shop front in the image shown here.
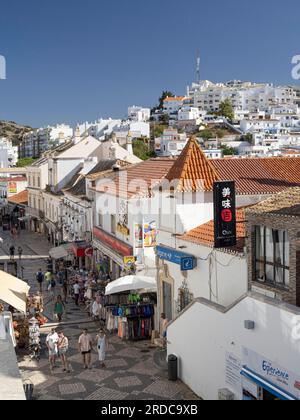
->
[104,275,157,342]
[71,241,93,270]
[240,348,300,401]
[93,227,133,281]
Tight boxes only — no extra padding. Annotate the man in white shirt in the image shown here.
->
[46,328,59,371]
[92,297,102,320]
[73,281,80,306]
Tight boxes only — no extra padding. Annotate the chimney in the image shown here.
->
[109,145,117,160]
[126,131,133,155]
[74,127,81,144]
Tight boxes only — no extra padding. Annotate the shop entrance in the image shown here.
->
[162,281,172,321]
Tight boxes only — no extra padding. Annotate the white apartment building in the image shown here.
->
[113,121,150,139]
[178,106,200,121]
[189,81,296,113]
[128,106,150,122]
[0,138,18,167]
[27,157,49,233]
[203,148,223,159]
[163,96,188,119]
[240,119,282,134]
[156,128,188,157]
[20,124,73,158]
[78,118,122,140]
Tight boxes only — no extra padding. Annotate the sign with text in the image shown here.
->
[213,181,237,248]
[156,245,196,271]
[242,347,300,400]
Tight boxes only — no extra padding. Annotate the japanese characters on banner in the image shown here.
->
[213,181,237,248]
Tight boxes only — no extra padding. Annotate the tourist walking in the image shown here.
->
[78,329,93,369]
[57,270,68,303]
[73,281,80,306]
[18,246,23,260]
[54,295,65,322]
[96,329,109,368]
[46,328,59,372]
[36,269,44,293]
[57,331,70,373]
[9,244,15,261]
[46,270,56,300]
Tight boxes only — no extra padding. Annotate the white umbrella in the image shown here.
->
[105,275,157,296]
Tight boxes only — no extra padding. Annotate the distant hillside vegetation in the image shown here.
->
[0,120,34,146]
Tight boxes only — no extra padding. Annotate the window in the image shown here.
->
[98,212,103,228]
[255,226,289,287]
[111,215,116,235]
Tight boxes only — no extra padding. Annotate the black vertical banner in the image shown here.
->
[213,181,237,248]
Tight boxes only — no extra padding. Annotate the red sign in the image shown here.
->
[85,247,93,257]
[71,242,92,258]
[93,227,133,257]
[221,209,233,222]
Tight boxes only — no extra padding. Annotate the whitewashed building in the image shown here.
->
[156,129,188,157]
[128,106,150,122]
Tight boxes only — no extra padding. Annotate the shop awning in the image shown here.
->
[241,367,297,401]
[0,272,30,313]
[105,275,157,296]
[71,242,93,258]
[49,244,71,260]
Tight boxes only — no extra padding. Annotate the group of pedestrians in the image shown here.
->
[36,268,68,301]
[46,327,109,372]
[46,329,70,373]
[9,244,23,261]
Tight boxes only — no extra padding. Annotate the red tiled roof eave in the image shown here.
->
[180,208,246,254]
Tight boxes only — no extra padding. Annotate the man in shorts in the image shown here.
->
[78,329,93,369]
[46,328,59,372]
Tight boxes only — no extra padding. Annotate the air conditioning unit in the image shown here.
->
[218,388,235,401]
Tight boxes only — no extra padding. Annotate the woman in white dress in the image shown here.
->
[96,329,108,368]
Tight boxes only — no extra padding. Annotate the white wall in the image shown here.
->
[168,293,300,400]
[157,229,247,311]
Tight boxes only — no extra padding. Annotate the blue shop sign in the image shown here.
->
[156,245,196,271]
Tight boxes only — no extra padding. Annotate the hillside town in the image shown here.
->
[1,67,300,402]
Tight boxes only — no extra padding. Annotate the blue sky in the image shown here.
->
[0,0,299,127]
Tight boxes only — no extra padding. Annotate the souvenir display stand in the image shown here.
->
[106,293,156,341]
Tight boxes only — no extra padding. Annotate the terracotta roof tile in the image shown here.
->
[181,208,246,253]
[246,186,300,217]
[95,158,176,198]
[164,137,220,192]
[211,157,300,195]
[8,190,28,205]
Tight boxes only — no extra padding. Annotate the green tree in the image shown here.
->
[218,99,234,121]
[221,145,236,156]
[243,133,253,144]
[159,114,170,125]
[197,129,214,141]
[16,157,37,167]
[215,129,225,139]
[133,139,156,161]
[152,124,168,138]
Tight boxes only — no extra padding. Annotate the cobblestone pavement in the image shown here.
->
[0,228,51,286]
[19,320,199,401]
[1,228,199,401]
